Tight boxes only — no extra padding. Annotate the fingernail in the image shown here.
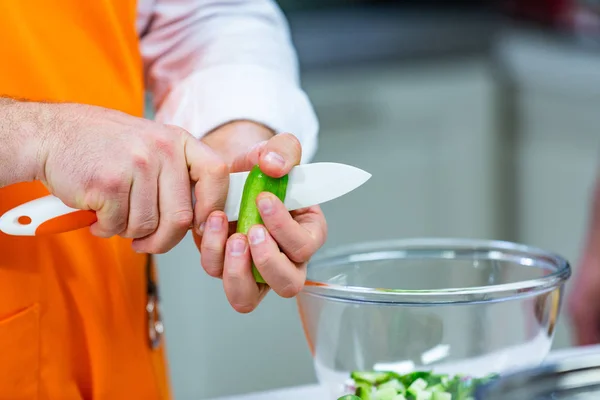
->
[257,196,274,216]
[198,222,205,234]
[208,215,222,232]
[230,238,247,256]
[264,152,285,167]
[249,226,265,245]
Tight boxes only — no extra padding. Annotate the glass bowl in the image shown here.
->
[296,238,571,399]
[474,350,600,399]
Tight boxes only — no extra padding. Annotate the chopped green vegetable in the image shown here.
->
[378,379,405,393]
[341,369,498,400]
[236,164,289,283]
[351,371,395,385]
[374,387,398,400]
[356,382,372,400]
[338,396,362,400]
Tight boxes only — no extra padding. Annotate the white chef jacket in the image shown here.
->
[136,0,319,164]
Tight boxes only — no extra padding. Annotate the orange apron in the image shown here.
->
[0,1,171,399]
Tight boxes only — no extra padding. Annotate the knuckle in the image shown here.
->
[152,134,176,158]
[168,209,194,229]
[278,133,302,157]
[100,175,128,195]
[130,217,159,237]
[252,251,271,270]
[288,243,312,264]
[207,158,229,179]
[278,279,303,299]
[131,150,152,172]
[199,252,223,278]
[265,219,285,237]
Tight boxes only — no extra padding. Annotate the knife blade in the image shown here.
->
[0,162,371,236]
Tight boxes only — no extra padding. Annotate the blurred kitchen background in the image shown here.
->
[146,0,600,398]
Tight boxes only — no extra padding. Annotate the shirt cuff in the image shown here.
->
[154,64,319,164]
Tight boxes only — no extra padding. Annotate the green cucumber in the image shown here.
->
[236,165,289,283]
[351,371,394,385]
[338,396,363,400]
[355,382,372,400]
[431,393,452,400]
[378,379,405,393]
[374,387,398,400]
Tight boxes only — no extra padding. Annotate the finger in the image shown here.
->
[258,133,302,177]
[88,176,131,238]
[186,138,229,231]
[257,193,327,264]
[229,140,268,173]
[223,233,269,313]
[198,211,229,278]
[121,153,159,239]
[247,224,306,298]
[133,140,193,253]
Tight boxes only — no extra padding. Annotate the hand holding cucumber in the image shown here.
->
[195,131,328,314]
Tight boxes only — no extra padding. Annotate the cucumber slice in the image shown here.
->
[414,392,432,400]
[407,378,428,396]
[374,387,399,400]
[378,379,405,393]
[351,371,393,385]
[356,382,372,400]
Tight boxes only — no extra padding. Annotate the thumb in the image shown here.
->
[229,140,268,173]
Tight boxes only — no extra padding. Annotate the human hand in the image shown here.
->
[194,122,328,313]
[36,102,229,253]
[568,177,600,345]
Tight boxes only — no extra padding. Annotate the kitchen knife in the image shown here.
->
[0,162,371,236]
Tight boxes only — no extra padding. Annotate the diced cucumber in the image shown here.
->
[432,393,452,400]
[392,395,407,400]
[378,379,405,393]
[374,387,399,400]
[407,378,428,396]
[338,396,363,400]
[428,384,445,392]
[408,378,427,392]
[414,392,432,400]
[352,371,393,385]
[356,382,372,400]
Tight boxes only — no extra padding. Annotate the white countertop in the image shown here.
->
[209,344,600,400]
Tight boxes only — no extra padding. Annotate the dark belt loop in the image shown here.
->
[146,254,164,349]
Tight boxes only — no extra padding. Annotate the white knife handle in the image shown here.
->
[0,195,97,236]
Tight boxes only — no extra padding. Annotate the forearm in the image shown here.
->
[0,98,46,187]
[140,0,319,163]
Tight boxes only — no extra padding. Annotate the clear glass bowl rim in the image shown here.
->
[301,238,571,305]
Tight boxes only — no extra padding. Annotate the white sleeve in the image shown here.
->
[139,0,319,163]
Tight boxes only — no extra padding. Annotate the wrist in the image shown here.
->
[0,99,49,186]
[201,120,275,165]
